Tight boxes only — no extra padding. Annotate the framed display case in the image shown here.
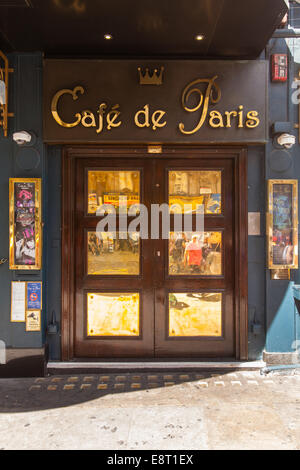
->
[267,179,298,270]
[9,178,42,270]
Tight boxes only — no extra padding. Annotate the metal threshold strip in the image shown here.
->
[47,361,265,371]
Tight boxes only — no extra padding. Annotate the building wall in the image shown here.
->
[0,49,299,372]
[248,145,266,360]
[0,53,45,351]
[264,38,300,358]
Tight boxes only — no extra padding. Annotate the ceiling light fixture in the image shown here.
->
[195,34,205,41]
[104,34,113,40]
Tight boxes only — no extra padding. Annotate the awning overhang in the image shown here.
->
[0,0,289,58]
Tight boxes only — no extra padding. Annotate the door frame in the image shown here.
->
[61,145,248,361]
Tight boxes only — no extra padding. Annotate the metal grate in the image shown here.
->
[0,0,32,7]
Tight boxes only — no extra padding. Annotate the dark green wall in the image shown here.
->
[264,39,300,355]
[0,53,45,350]
[0,51,299,362]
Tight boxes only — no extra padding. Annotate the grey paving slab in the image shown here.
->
[0,371,299,450]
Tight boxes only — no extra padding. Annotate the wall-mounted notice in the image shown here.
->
[27,282,42,310]
[25,310,41,332]
[11,281,26,322]
[248,212,261,236]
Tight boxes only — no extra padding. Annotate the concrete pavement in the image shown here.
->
[0,370,299,450]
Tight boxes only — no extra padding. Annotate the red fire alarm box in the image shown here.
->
[272,54,288,82]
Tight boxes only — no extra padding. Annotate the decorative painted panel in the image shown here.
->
[9,178,42,270]
[267,180,298,269]
[168,292,222,337]
[87,292,140,336]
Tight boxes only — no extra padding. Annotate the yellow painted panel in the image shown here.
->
[169,293,222,337]
[87,293,139,336]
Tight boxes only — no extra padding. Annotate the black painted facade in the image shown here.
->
[1,32,300,375]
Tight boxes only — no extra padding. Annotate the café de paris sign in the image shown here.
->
[44,60,267,143]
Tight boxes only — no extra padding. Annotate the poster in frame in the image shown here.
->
[267,179,298,270]
[9,178,42,270]
[25,310,41,332]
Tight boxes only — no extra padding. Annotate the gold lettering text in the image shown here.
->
[107,104,122,130]
[209,110,224,128]
[225,111,237,128]
[179,76,221,135]
[51,86,84,128]
[152,110,167,130]
[96,103,107,134]
[238,105,244,128]
[246,111,260,128]
[134,105,150,128]
[81,110,96,127]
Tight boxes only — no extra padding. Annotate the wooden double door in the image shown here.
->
[62,147,248,360]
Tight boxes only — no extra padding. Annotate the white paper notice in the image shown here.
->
[11,282,26,322]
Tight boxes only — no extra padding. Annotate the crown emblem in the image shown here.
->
[138,66,164,85]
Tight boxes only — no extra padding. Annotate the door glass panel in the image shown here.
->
[169,231,222,275]
[169,170,221,214]
[87,232,140,275]
[87,292,139,336]
[168,293,222,337]
[87,170,140,214]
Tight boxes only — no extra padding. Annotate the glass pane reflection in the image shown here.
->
[87,232,140,275]
[169,293,222,337]
[88,170,140,214]
[87,292,139,336]
[169,232,222,275]
[169,170,221,214]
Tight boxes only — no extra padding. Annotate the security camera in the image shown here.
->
[276,133,296,149]
[12,131,32,145]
